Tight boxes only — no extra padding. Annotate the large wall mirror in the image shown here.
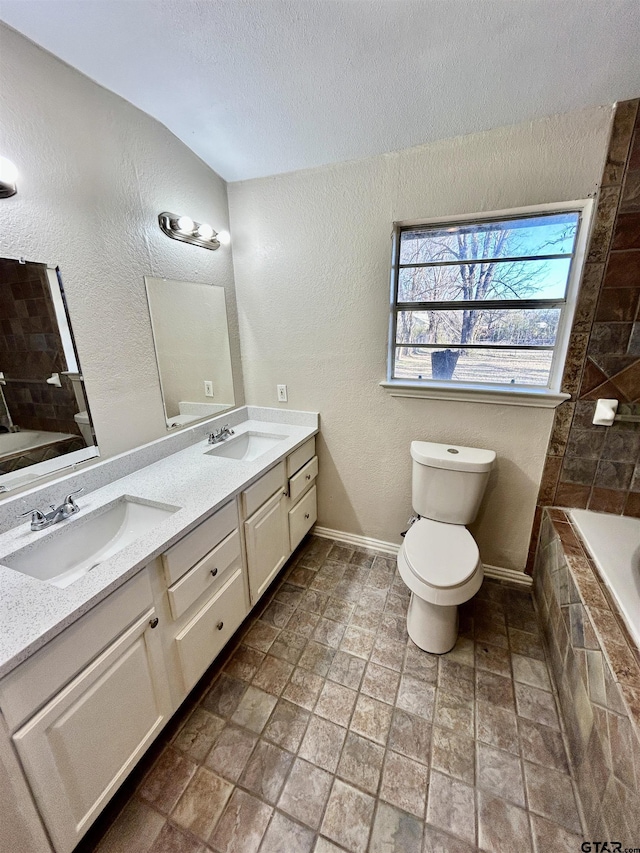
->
[144,277,236,429]
[0,258,99,493]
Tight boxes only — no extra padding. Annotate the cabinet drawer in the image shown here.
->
[167,529,241,620]
[289,484,317,551]
[162,501,237,585]
[0,571,153,733]
[287,437,315,478]
[175,568,247,692]
[241,462,285,518]
[289,455,318,503]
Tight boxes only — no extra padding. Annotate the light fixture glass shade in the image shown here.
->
[217,230,231,246]
[176,216,195,234]
[0,157,18,198]
[196,223,214,240]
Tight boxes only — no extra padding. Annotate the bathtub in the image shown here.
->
[570,508,640,647]
[0,429,76,457]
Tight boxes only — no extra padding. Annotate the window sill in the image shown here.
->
[379,380,570,409]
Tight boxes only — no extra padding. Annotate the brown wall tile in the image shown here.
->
[595,287,640,322]
[588,487,627,514]
[561,334,589,397]
[560,456,597,487]
[624,491,640,517]
[587,186,621,263]
[587,323,633,360]
[547,402,575,456]
[611,361,640,402]
[573,263,605,332]
[554,483,590,508]
[538,455,562,505]
[579,359,608,397]
[601,99,639,186]
[603,251,640,288]
[533,98,640,562]
[621,167,640,213]
[594,459,634,491]
[612,212,640,250]
[629,130,640,168]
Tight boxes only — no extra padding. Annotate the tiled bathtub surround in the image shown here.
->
[0,435,85,476]
[79,536,583,853]
[0,259,81,436]
[529,97,640,570]
[532,509,640,847]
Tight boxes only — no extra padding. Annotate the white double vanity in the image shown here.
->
[0,407,319,853]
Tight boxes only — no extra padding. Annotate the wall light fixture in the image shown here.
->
[158,212,229,250]
[0,157,18,198]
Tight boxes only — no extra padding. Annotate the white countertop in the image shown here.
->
[0,415,318,678]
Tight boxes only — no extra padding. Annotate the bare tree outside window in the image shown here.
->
[390,210,581,387]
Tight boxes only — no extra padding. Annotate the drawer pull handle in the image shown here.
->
[304,513,310,519]
[149,617,159,629]
[306,474,311,480]
[210,568,218,578]
[216,621,224,631]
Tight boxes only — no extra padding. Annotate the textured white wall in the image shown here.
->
[0,24,244,458]
[228,107,613,572]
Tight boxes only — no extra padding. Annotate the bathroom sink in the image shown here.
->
[205,431,288,462]
[3,496,179,588]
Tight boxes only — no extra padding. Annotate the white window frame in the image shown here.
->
[380,199,594,408]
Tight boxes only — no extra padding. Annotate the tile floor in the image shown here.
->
[83,536,585,853]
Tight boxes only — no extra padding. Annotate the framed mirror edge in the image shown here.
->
[0,257,100,497]
[143,275,237,433]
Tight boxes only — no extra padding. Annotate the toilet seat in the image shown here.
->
[403,518,479,589]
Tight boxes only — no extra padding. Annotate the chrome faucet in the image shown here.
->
[208,425,235,445]
[19,488,83,531]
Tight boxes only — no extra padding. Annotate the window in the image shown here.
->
[387,202,592,400]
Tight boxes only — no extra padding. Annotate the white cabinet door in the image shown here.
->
[244,489,288,604]
[13,610,171,853]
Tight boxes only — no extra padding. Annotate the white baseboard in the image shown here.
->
[311,525,532,587]
[312,526,399,556]
[482,564,532,588]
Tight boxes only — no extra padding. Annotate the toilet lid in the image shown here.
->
[403,518,479,589]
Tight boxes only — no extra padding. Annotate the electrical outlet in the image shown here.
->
[204,380,214,397]
[277,384,288,402]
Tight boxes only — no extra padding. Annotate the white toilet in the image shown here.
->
[397,440,496,654]
[63,371,94,446]
[73,410,93,445]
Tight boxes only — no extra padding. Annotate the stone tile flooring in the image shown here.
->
[83,536,585,853]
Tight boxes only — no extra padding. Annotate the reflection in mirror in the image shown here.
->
[144,277,236,430]
[0,258,99,494]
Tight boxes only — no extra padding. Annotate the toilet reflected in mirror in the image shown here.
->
[144,277,236,430]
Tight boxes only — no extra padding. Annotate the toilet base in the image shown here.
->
[406,592,459,654]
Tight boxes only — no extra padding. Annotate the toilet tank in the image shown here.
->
[411,441,496,525]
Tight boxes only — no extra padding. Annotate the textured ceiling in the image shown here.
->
[1,0,639,182]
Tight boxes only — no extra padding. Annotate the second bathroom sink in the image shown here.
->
[205,431,288,462]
